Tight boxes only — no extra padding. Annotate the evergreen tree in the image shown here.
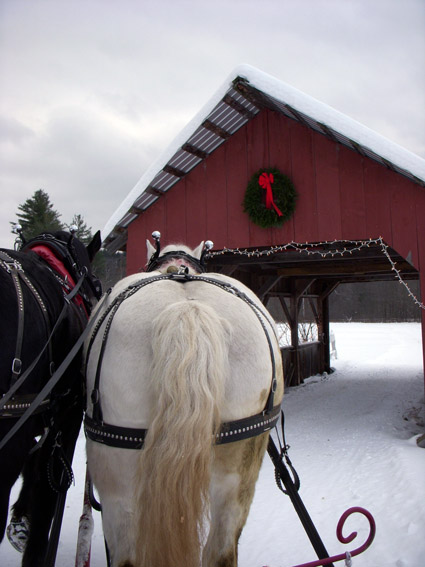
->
[64,213,92,244]
[12,189,63,240]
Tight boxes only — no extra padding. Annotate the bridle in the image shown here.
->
[84,269,281,450]
[146,250,207,273]
[145,230,213,273]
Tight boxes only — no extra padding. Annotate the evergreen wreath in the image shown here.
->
[243,167,297,228]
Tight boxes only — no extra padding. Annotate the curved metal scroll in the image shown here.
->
[291,507,376,567]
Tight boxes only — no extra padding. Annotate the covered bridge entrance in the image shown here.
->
[102,65,425,387]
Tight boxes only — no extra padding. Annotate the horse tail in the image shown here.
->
[136,300,228,567]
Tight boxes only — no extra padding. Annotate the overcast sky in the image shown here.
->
[1,0,424,249]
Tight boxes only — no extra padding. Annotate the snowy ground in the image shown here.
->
[1,323,424,567]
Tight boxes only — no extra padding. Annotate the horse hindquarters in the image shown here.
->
[135,300,227,567]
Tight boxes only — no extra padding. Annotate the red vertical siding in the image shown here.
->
[289,120,318,242]
[390,174,419,267]
[269,112,295,243]
[126,215,147,274]
[246,112,273,247]
[186,164,207,246]
[125,105,424,268]
[165,178,188,244]
[339,145,367,239]
[314,134,342,240]
[364,160,392,241]
[225,127,250,248]
[205,150,228,249]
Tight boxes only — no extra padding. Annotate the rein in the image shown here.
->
[85,271,281,450]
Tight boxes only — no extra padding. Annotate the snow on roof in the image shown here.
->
[102,64,425,248]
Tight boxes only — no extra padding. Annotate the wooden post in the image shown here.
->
[318,282,340,374]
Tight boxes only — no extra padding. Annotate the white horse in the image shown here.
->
[84,238,284,567]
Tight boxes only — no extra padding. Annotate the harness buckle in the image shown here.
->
[12,358,22,375]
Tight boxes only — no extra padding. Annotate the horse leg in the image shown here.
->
[6,454,36,554]
[202,435,269,567]
[0,423,35,545]
[87,442,140,567]
[0,452,19,544]
[21,397,82,567]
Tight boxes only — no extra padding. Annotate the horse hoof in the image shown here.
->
[6,516,30,553]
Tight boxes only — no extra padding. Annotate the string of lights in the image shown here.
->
[207,237,425,311]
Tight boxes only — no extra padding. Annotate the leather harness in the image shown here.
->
[0,236,94,419]
[0,251,54,389]
[84,269,281,449]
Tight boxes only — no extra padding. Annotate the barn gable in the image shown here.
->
[103,64,425,252]
[101,64,425,386]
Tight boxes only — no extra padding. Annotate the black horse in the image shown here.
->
[0,230,101,566]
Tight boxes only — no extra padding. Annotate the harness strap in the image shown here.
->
[88,275,176,423]
[0,272,88,415]
[0,394,50,419]
[85,405,281,450]
[10,271,25,382]
[19,270,54,375]
[0,251,53,387]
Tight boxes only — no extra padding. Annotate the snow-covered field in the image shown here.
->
[1,323,424,567]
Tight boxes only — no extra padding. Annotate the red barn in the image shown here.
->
[102,65,425,386]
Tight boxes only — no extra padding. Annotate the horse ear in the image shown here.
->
[146,239,156,262]
[192,241,204,259]
[86,230,102,261]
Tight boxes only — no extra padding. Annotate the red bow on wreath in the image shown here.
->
[259,172,283,217]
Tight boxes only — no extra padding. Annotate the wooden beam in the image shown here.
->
[293,278,317,299]
[181,143,208,160]
[257,275,283,301]
[129,205,144,215]
[319,281,341,300]
[202,119,231,140]
[318,122,340,144]
[223,93,256,119]
[279,296,293,326]
[163,164,185,178]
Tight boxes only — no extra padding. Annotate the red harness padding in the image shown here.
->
[30,244,89,318]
